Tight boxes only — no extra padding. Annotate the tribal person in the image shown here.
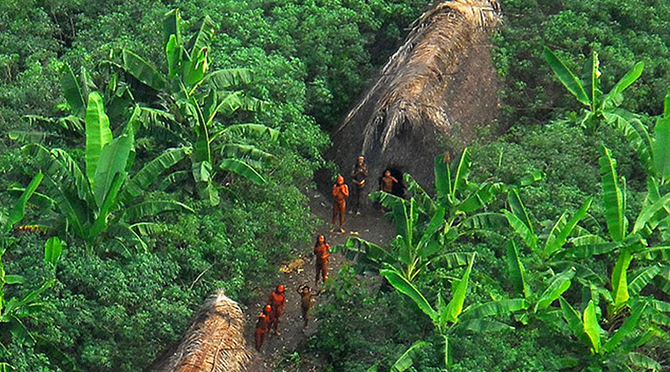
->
[331,175,349,233]
[267,285,286,336]
[255,304,272,351]
[297,285,324,330]
[313,234,331,286]
[350,156,368,215]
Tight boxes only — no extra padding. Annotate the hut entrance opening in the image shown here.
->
[379,167,405,198]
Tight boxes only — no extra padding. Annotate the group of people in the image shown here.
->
[255,156,401,352]
[255,234,330,351]
[331,155,399,233]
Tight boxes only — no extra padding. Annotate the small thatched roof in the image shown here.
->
[147,291,251,372]
[328,0,502,189]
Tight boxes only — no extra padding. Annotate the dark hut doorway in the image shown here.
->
[379,166,406,198]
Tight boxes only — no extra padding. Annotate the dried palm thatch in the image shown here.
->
[148,290,251,372]
[328,0,501,189]
[340,0,501,152]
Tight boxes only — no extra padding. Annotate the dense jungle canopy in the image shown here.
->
[2,1,670,371]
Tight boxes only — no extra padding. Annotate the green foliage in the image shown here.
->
[26,98,192,248]
[494,0,670,126]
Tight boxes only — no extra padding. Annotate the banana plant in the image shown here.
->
[107,9,278,205]
[24,92,193,251]
[340,150,507,282]
[544,47,644,135]
[555,298,664,371]
[379,254,529,368]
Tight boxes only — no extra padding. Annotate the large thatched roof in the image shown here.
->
[147,291,251,372]
[328,0,502,189]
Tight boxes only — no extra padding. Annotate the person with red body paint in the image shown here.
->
[331,175,349,233]
[255,304,272,351]
[267,285,286,336]
[313,234,331,286]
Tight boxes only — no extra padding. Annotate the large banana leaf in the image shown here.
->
[120,147,190,203]
[455,319,515,333]
[603,301,647,353]
[434,153,451,205]
[336,237,395,268]
[460,299,528,320]
[428,252,473,270]
[504,210,538,252]
[535,268,575,312]
[85,92,113,186]
[163,9,181,47]
[456,182,503,213]
[107,223,147,251]
[506,240,530,298]
[380,265,437,323]
[451,148,471,197]
[3,172,43,234]
[210,123,280,143]
[416,206,446,258]
[165,34,182,79]
[444,253,475,323]
[61,64,86,115]
[604,112,652,174]
[122,49,166,90]
[44,237,62,268]
[25,145,92,237]
[92,133,134,208]
[544,197,593,257]
[219,158,266,185]
[205,68,254,89]
[602,62,644,110]
[559,297,592,346]
[390,341,429,372]
[404,174,436,216]
[88,172,127,239]
[583,300,602,354]
[611,249,632,309]
[625,353,661,372]
[632,193,670,234]
[543,47,590,106]
[163,10,182,77]
[187,15,217,63]
[122,200,194,222]
[652,115,670,179]
[599,144,626,241]
[219,144,274,164]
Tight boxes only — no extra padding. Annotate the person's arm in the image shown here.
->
[332,184,338,197]
[342,184,349,197]
[392,177,398,183]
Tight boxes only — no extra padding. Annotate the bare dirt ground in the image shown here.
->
[243,187,395,371]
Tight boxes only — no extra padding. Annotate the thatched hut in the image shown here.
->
[328,0,502,190]
[147,291,251,372]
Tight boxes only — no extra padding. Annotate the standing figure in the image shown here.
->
[255,304,272,351]
[313,234,331,286]
[297,285,324,330]
[380,170,399,193]
[350,156,369,215]
[332,175,349,233]
[267,285,286,336]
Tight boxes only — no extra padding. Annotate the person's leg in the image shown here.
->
[338,201,346,232]
[301,306,309,328]
[255,330,264,351]
[315,263,321,285]
[321,261,328,282]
